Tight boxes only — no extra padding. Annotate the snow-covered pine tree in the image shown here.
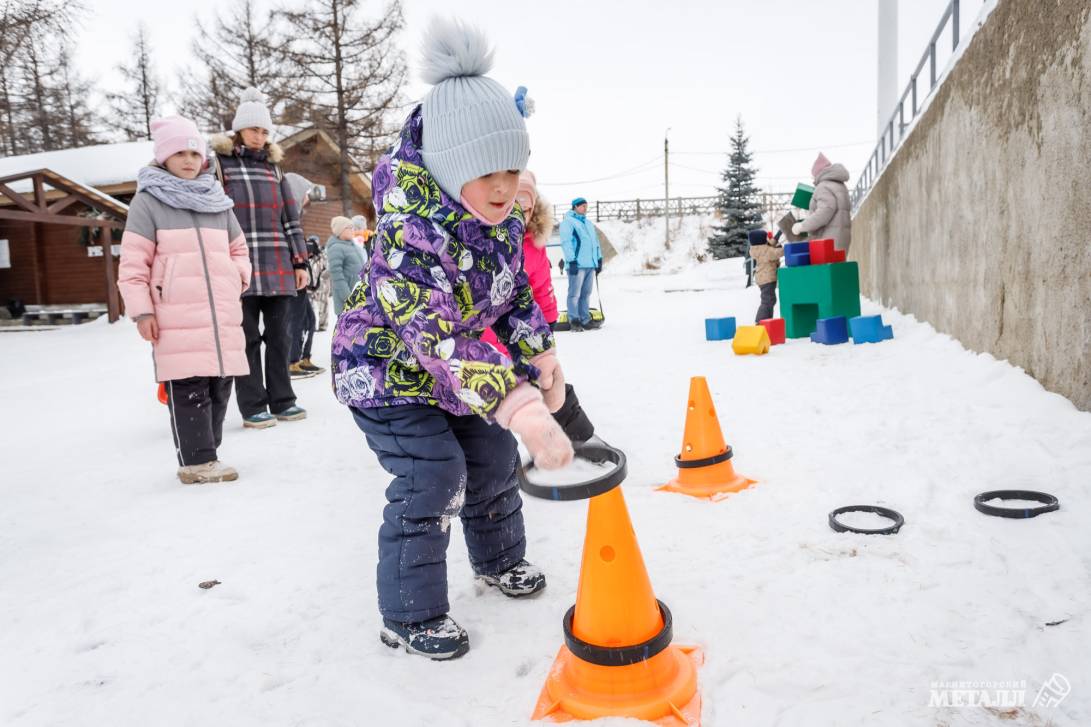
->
[708,116,763,260]
[107,24,162,142]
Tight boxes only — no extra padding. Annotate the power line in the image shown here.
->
[537,155,663,186]
[673,139,874,156]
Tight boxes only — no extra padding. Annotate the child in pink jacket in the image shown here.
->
[482,171,601,445]
[118,116,252,485]
[482,171,557,354]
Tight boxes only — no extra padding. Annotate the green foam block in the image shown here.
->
[777,261,861,338]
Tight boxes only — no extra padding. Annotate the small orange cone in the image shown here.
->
[658,376,756,500]
[532,486,703,725]
[157,382,168,406]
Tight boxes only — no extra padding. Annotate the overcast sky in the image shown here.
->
[69,0,980,204]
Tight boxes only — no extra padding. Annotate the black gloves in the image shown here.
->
[552,383,595,444]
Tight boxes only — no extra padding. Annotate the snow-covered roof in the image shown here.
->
[0,141,153,193]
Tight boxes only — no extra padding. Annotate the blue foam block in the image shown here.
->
[810,315,849,344]
[705,317,736,341]
[783,242,811,267]
[849,315,895,344]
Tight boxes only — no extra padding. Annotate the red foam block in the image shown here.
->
[808,238,836,265]
[759,317,786,345]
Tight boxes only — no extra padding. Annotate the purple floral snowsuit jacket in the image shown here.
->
[330,107,554,421]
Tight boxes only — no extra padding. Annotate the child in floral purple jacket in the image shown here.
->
[330,18,573,660]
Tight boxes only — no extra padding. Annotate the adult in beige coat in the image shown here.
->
[793,153,852,251]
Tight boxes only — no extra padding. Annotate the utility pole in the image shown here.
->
[877,0,899,138]
[664,128,671,250]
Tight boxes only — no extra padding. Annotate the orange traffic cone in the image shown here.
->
[532,486,703,725]
[657,376,756,500]
[157,382,168,406]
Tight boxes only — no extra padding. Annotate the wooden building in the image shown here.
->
[0,127,372,321]
[278,127,375,241]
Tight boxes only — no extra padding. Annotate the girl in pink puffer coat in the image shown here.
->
[118,116,251,485]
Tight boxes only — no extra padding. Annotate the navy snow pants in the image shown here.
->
[352,404,527,623]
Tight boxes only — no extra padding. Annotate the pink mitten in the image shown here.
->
[530,350,565,413]
[497,385,574,470]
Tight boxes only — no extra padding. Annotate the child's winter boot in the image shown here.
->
[177,461,239,484]
[289,361,316,379]
[380,614,470,660]
[299,357,326,374]
[476,559,546,598]
[243,412,277,429]
[274,405,307,421]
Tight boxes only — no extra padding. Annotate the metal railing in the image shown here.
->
[852,0,969,210]
[552,192,794,223]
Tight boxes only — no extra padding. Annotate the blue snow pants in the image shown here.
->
[352,404,527,623]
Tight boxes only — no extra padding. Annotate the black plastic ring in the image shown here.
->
[517,443,626,501]
[562,599,673,667]
[829,505,904,535]
[673,447,733,469]
[974,490,1059,519]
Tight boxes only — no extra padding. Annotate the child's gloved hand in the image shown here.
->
[567,261,578,275]
[509,400,574,470]
[530,351,565,413]
[496,383,574,470]
[791,222,805,235]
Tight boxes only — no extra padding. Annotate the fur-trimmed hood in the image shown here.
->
[210,133,285,164]
[525,194,554,247]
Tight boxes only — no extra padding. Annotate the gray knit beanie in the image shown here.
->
[419,18,530,202]
[232,87,274,134]
[284,173,315,217]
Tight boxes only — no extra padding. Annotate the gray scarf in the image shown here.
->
[137,165,235,213]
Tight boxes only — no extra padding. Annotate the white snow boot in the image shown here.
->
[177,461,239,485]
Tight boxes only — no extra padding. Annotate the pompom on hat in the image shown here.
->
[419,17,531,201]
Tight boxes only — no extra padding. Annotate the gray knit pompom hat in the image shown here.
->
[419,17,530,201]
[232,87,274,134]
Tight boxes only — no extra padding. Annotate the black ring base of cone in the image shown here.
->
[974,490,1059,519]
[829,505,905,535]
[562,599,674,667]
[673,447,733,469]
[518,443,626,501]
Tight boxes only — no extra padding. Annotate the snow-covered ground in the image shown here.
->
[2,252,1090,727]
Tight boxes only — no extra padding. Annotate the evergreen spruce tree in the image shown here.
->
[708,116,763,259]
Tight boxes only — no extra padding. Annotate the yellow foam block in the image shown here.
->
[732,325,771,355]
